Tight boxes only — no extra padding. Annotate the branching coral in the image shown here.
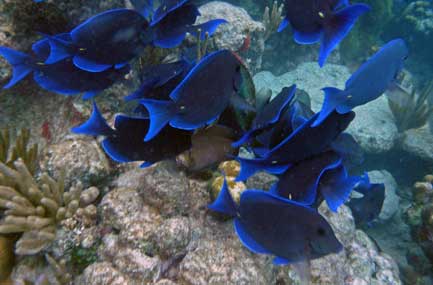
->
[0,129,38,175]
[262,1,284,41]
[387,79,433,132]
[0,159,99,255]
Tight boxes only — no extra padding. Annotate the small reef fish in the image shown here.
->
[312,38,409,127]
[314,164,362,212]
[209,179,343,264]
[71,102,192,168]
[151,2,227,48]
[0,38,129,99]
[124,60,192,101]
[278,0,370,67]
[140,49,243,141]
[232,85,296,148]
[45,8,150,72]
[235,110,355,181]
[347,176,385,226]
[269,150,342,205]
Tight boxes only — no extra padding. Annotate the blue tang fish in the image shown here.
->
[131,0,154,18]
[347,176,385,226]
[72,102,192,168]
[235,110,355,181]
[46,9,149,72]
[0,38,129,99]
[278,0,370,67]
[125,60,192,101]
[209,180,343,264]
[151,2,227,48]
[312,39,409,127]
[140,49,243,141]
[315,164,361,212]
[151,0,189,26]
[269,151,342,205]
[232,85,296,148]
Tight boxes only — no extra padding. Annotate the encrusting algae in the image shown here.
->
[211,160,246,203]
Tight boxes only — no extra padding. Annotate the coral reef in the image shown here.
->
[0,159,99,255]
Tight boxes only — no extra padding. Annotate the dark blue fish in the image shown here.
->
[255,100,314,150]
[313,39,409,127]
[151,2,227,48]
[209,180,343,264]
[269,151,342,205]
[140,50,243,141]
[331,133,364,168]
[71,102,192,168]
[347,176,385,226]
[125,60,192,101]
[0,39,129,99]
[314,164,361,212]
[151,0,189,26]
[278,0,370,67]
[235,110,355,181]
[232,85,296,148]
[46,9,149,72]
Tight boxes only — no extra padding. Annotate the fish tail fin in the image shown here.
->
[208,178,238,217]
[140,99,175,141]
[320,4,370,67]
[71,101,114,136]
[0,47,33,89]
[311,87,346,127]
[323,174,361,212]
[235,157,289,182]
[45,36,73,64]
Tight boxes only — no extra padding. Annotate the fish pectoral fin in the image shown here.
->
[235,219,271,254]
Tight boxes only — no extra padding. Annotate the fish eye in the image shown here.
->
[317,227,326,236]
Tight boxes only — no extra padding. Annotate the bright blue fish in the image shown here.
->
[232,85,296,148]
[235,110,355,181]
[71,102,192,168]
[278,0,370,67]
[315,164,362,212]
[209,180,343,264]
[46,9,149,72]
[347,176,385,226]
[312,39,409,127]
[125,60,192,101]
[269,151,342,205]
[0,39,129,99]
[140,50,243,141]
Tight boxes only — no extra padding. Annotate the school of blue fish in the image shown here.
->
[2,0,409,271]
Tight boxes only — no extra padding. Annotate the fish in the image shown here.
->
[232,85,296,148]
[124,60,192,101]
[151,2,227,48]
[269,151,342,205]
[151,0,189,26]
[314,164,362,212]
[179,125,237,171]
[235,110,355,181]
[140,49,243,141]
[71,102,192,168]
[45,9,149,72]
[347,176,385,226]
[312,39,409,127]
[278,0,370,67]
[130,0,154,18]
[209,179,343,264]
[0,39,129,99]
[331,133,364,168]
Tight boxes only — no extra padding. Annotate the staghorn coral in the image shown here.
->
[387,79,433,133]
[0,129,38,175]
[0,159,99,255]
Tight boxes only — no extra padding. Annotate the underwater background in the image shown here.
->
[0,0,432,284]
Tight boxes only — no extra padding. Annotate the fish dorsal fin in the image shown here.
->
[234,219,271,254]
